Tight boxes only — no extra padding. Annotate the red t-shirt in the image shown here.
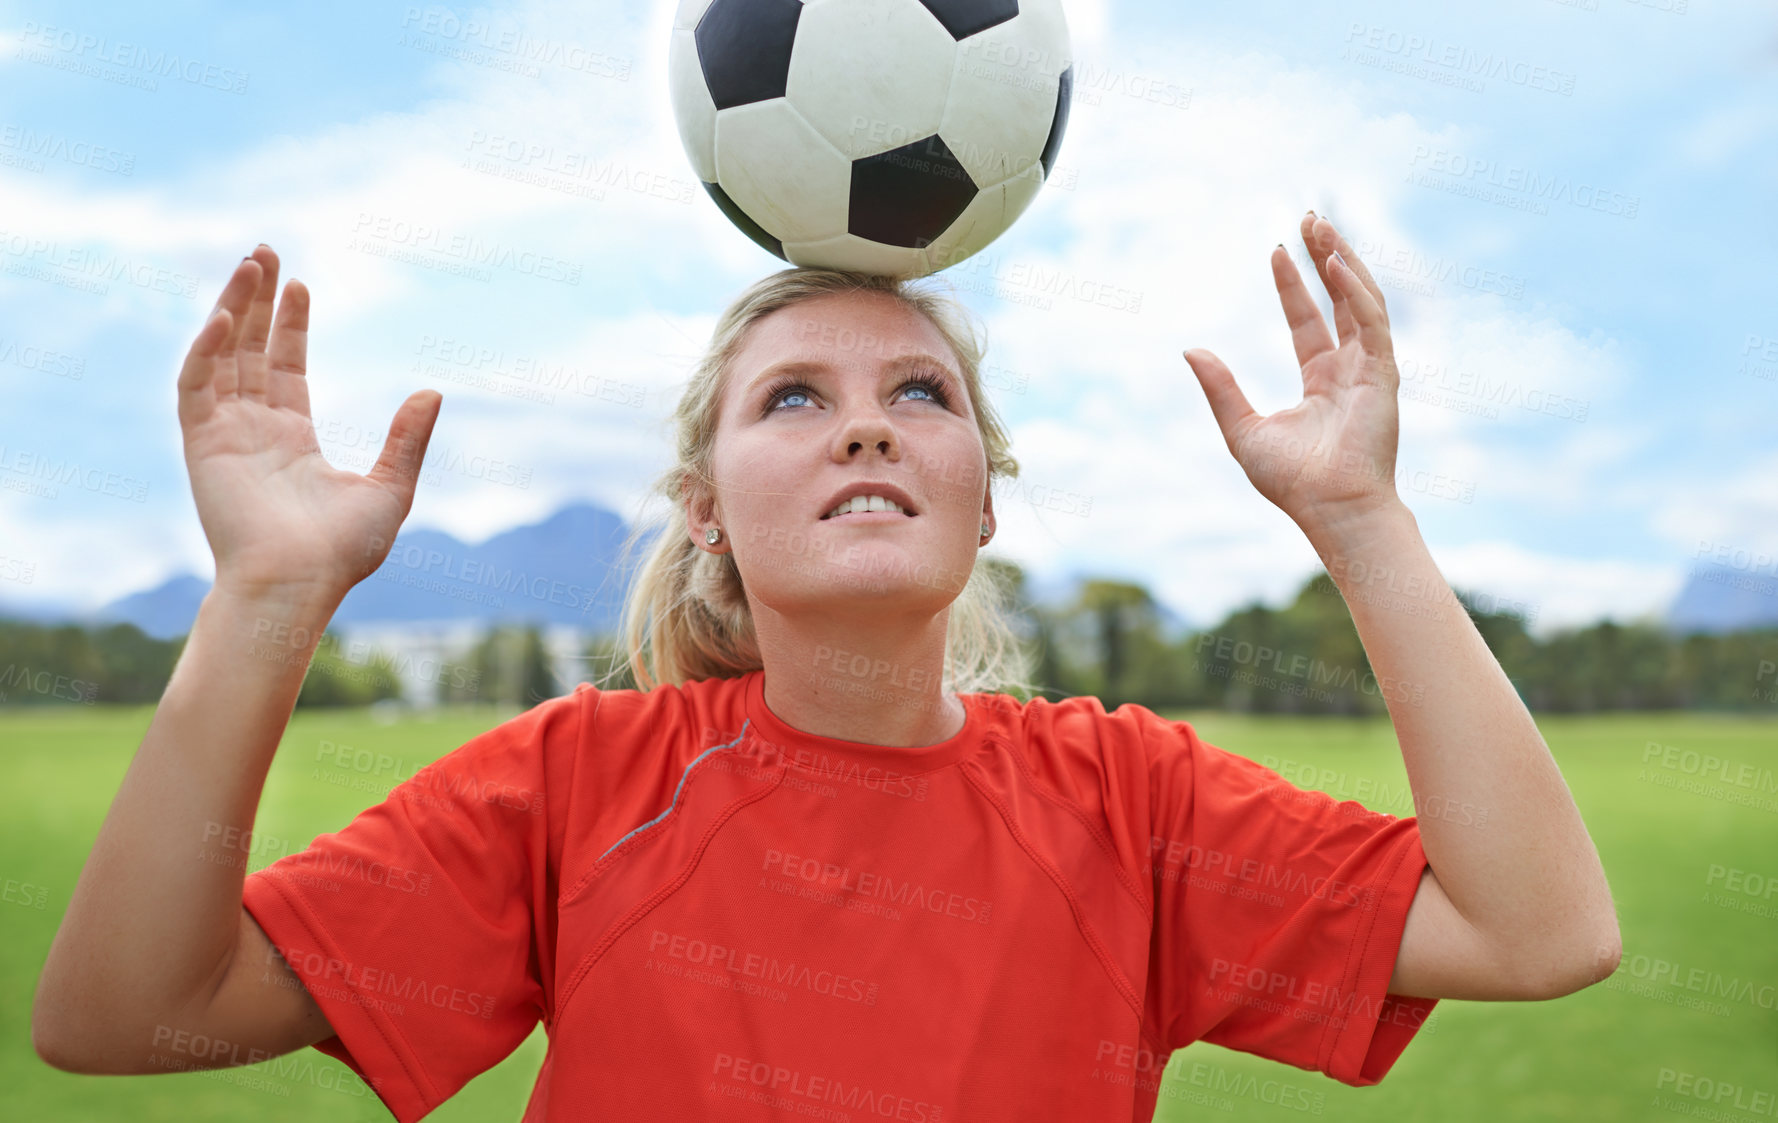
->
[242,669,1437,1122]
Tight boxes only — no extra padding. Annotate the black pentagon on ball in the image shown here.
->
[1039,63,1072,179]
[696,0,803,111]
[916,0,1019,40]
[702,180,787,261]
[848,135,981,249]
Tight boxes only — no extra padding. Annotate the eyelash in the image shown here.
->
[762,372,955,413]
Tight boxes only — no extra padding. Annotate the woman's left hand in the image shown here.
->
[1184,211,1405,540]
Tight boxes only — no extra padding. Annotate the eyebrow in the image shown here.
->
[743,353,960,399]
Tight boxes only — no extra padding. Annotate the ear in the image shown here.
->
[682,479,721,549]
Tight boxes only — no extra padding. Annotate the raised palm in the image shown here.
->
[1184,212,1403,538]
[177,246,442,603]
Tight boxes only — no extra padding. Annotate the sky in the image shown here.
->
[1,0,1774,639]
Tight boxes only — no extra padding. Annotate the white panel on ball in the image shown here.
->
[672,0,715,32]
[788,0,958,161]
[940,12,1068,187]
[713,100,853,244]
[783,232,932,277]
[668,28,719,183]
[920,165,1045,273]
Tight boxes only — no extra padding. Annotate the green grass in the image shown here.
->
[2,705,1773,1121]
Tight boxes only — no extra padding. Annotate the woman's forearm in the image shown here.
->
[33,583,341,1062]
[1301,500,1619,976]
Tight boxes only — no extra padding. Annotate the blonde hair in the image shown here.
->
[598,267,1038,699]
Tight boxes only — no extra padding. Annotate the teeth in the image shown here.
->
[826,494,905,519]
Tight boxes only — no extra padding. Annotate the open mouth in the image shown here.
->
[819,495,919,521]
[819,509,918,522]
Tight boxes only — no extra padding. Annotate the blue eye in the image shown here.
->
[763,372,955,413]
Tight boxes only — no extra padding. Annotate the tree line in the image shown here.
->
[1,561,1773,713]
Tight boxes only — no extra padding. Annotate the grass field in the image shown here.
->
[2,703,1773,1121]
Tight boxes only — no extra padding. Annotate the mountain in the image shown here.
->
[5,501,659,641]
[1665,560,1778,636]
[7,503,1209,642]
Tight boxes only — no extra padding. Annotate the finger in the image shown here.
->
[236,246,279,402]
[1182,348,1260,456]
[1326,252,1393,365]
[1271,245,1336,371]
[368,391,444,511]
[210,256,262,399]
[176,308,232,427]
[239,245,280,353]
[1320,222,1388,328]
[1300,211,1356,346]
[266,279,312,415]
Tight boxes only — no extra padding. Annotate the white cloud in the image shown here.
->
[0,0,1704,642]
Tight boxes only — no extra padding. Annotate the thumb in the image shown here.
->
[1183,348,1258,456]
[368,390,443,506]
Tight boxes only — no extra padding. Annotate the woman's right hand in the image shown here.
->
[178,245,442,606]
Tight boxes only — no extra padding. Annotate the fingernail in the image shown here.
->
[1307,209,1316,217]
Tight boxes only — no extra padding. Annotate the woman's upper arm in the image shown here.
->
[186,906,337,1065]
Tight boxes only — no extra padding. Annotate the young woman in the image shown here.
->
[33,212,1621,1122]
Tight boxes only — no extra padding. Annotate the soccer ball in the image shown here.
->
[669,0,1073,278]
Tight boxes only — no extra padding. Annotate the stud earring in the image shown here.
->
[705,527,722,545]
[980,523,991,537]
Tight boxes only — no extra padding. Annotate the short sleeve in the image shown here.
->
[1139,711,1437,1085]
[241,687,583,1123]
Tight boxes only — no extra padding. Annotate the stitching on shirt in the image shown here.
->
[254,872,444,1113]
[986,730,1153,919]
[1316,825,1417,1076]
[959,759,1146,1023]
[560,720,753,908]
[554,769,785,1018]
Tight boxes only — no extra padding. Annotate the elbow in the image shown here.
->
[1524,921,1623,999]
[32,1008,97,1075]
[32,985,114,1075]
